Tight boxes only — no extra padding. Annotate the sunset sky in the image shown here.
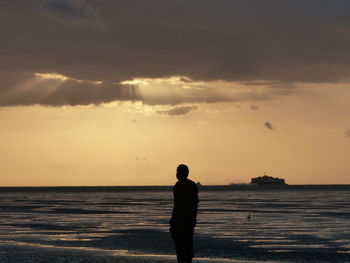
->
[1,0,350,186]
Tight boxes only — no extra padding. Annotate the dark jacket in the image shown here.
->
[170,178,199,232]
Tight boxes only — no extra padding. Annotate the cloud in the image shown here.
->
[135,156,148,162]
[39,0,109,30]
[345,128,350,137]
[123,76,291,106]
[0,72,139,106]
[2,1,350,106]
[264,122,274,130]
[0,73,285,107]
[156,106,197,116]
[41,0,91,16]
[250,104,260,110]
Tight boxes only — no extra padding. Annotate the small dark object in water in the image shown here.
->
[247,213,251,220]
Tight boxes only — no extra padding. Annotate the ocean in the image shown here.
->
[0,185,349,263]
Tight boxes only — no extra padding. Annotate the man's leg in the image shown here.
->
[183,234,194,263]
[174,238,186,263]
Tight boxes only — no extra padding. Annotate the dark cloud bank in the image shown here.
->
[2,0,350,106]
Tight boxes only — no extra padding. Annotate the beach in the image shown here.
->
[0,186,349,262]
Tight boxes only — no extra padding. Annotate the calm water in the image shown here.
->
[0,186,349,262]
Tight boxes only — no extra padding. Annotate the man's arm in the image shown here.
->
[192,184,199,227]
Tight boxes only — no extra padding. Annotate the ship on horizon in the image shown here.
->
[250,173,287,185]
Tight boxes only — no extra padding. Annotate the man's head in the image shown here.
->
[176,164,189,181]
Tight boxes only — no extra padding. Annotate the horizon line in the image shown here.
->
[1,184,350,188]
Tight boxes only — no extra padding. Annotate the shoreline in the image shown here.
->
[0,242,277,263]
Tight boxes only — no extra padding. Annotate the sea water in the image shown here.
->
[0,186,349,263]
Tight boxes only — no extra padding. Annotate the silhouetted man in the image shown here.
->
[170,164,199,263]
